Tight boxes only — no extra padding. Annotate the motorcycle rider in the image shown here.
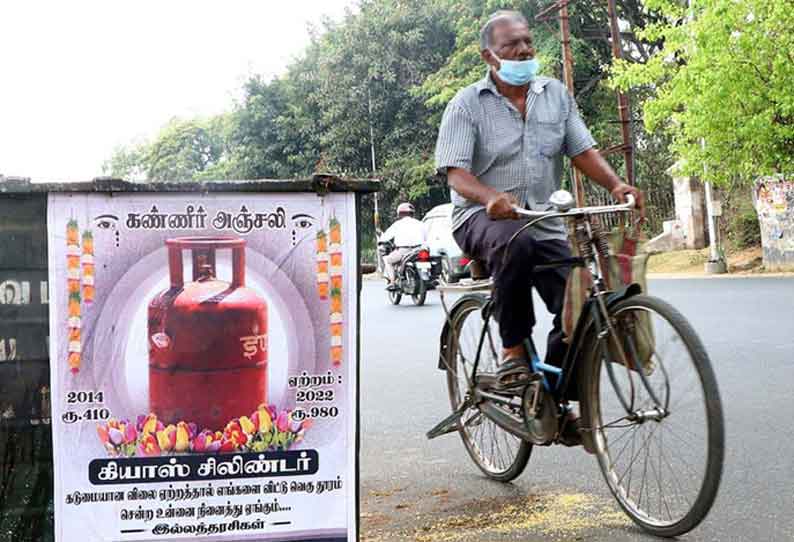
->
[379,202,428,290]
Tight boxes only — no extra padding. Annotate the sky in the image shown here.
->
[0,0,355,181]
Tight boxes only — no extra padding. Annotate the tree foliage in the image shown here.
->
[611,0,794,185]
[104,117,226,181]
[105,0,678,234]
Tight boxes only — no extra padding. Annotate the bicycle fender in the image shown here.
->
[606,282,644,307]
[437,294,490,371]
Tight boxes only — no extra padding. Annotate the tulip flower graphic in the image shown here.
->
[276,411,290,433]
[174,422,190,453]
[207,433,223,453]
[239,416,256,435]
[157,425,177,452]
[96,424,109,444]
[124,423,138,444]
[225,420,241,434]
[223,420,248,450]
[138,434,160,457]
[288,413,303,434]
[141,413,159,435]
[192,431,209,453]
[108,427,124,446]
[99,405,314,457]
[254,405,272,433]
[192,430,220,453]
[219,439,238,453]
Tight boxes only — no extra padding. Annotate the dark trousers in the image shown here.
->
[453,211,572,366]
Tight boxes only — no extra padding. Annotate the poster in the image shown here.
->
[47,192,358,542]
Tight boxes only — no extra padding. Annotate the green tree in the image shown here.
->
[611,0,794,185]
[104,116,227,181]
[201,76,316,180]
[308,0,456,181]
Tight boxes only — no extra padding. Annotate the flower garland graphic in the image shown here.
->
[81,230,95,304]
[316,230,329,300]
[96,405,312,457]
[328,216,343,366]
[66,219,82,374]
[65,218,95,374]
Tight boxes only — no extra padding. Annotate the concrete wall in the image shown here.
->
[673,175,708,249]
[646,166,708,253]
[755,176,794,270]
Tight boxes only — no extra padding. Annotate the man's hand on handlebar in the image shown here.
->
[486,192,519,220]
[611,182,645,218]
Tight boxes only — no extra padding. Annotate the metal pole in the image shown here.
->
[367,86,380,234]
[559,1,586,206]
[702,140,726,272]
[606,0,636,186]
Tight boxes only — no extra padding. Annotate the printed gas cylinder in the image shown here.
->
[148,237,267,431]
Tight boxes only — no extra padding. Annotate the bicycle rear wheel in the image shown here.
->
[578,294,724,537]
[445,294,531,482]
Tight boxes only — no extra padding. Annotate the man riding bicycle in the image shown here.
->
[434,10,644,445]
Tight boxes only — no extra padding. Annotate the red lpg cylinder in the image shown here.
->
[148,237,268,431]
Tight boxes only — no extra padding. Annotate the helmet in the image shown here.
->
[396,202,415,216]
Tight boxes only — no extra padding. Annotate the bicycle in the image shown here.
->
[427,191,724,537]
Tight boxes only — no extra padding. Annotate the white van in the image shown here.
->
[422,203,471,283]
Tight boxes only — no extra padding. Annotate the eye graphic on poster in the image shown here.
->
[48,193,358,542]
[291,213,317,246]
[92,214,120,247]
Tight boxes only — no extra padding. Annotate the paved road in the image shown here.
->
[359,277,794,542]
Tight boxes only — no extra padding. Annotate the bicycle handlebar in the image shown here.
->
[512,194,635,220]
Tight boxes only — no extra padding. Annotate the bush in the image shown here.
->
[728,207,761,250]
[720,187,761,250]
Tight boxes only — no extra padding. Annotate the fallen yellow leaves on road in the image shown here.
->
[413,492,630,542]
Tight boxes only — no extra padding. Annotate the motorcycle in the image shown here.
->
[377,241,438,306]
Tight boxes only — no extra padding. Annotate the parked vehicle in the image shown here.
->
[377,241,436,306]
[422,203,470,284]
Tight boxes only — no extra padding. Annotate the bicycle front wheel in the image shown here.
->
[445,294,531,482]
[579,294,724,537]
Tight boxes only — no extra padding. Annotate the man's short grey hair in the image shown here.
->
[480,10,530,51]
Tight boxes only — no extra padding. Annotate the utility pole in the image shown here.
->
[367,86,380,235]
[702,142,727,273]
[558,1,585,206]
[606,0,635,187]
[367,85,384,274]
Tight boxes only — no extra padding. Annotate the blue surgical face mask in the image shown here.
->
[491,52,539,86]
